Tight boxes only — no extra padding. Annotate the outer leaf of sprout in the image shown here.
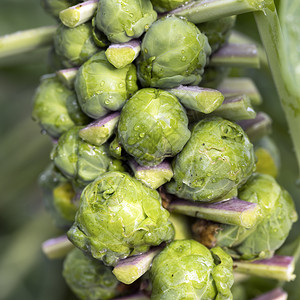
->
[118,88,191,166]
[51,126,124,185]
[197,16,236,53]
[150,0,192,13]
[137,16,211,89]
[95,0,157,43]
[216,174,298,260]
[63,248,123,300]
[32,75,81,138]
[67,171,174,266]
[166,117,256,202]
[75,51,138,119]
[150,240,234,299]
[54,22,99,67]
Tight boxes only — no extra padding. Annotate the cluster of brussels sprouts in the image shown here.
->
[31,0,298,299]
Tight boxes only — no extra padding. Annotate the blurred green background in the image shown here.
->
[0,0,299,299]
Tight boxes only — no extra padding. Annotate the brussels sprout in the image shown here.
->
[137,16,211,89]
[216,174,297,260]
[197,16,236,53]
[75,51,138,119]
[67,171,174,266]
[63,248,124,300]
[51,126,124,186]
[32,75,88,138]
[255,136,280,178]
[54,22,99,67]
[166,117,256,202]
[41,0,80,19]
[150,240,234,299]
[109,135,124,160]
[150,0,191,13]
[95,0,157,43]
[118,88,191,166]
[39,164,78,227]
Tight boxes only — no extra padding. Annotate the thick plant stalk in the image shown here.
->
[233,255,295,281]
[254,5,300,180]
[0,26,56,58]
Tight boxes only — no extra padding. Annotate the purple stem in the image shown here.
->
[252,288,287,300]
[168,197,260,228]
[42,235,74,259]
[210,43,260,68]
[233,255,295,281]
[237,112,272,142]
[113,293,150,300]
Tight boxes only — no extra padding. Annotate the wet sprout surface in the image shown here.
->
[3,0,300,299]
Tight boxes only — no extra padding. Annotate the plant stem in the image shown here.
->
[217,77,262,106]
[210,43,260,68]
[233,255,295,281]
[167,197,260,228]
[251,288,287,300]
[59,0,98,28]
[211,95,256,121]
[42,235,74,259]
[254,4,300,180]
[172,0,264,24]
[56,68,78,89]
[237,112,272,142]
[112,246,163,285]
[0,26,57,59]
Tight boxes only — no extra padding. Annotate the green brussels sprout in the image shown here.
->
[68,171,174,266]
[41,0,81,19]
[216,174,298,260]
[118,88,191,166]
[39,164,78,227]
[32,75,89,138]
[95,0,157,43]
[150,240,234,299]
[54,23,99,67]
[137,16,211,89]
[255,136,281,178]
[75,51,138,119]
[197,16,236,53]
[150,0,192,13]
[166,117,256,202]
[51,126,124,186]
[63,248,123,300]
